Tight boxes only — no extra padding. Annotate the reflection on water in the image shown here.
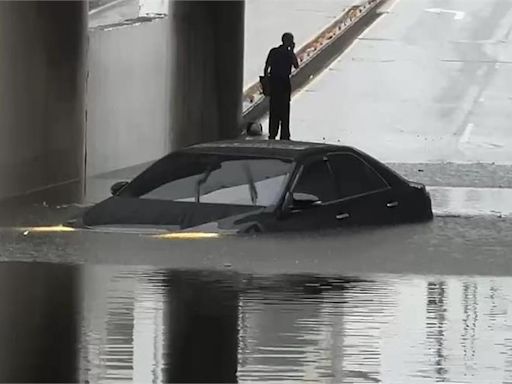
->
[0,262,80,382]
[2,263,512,383]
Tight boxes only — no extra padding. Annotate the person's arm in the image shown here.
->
[264,49,273,76]
[290,43,299,69]
[291,52,299,69]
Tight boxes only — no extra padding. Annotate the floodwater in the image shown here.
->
[1,207,512,383]
[2,174,512,383]
[2,261,512,383]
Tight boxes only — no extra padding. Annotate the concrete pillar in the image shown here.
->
[0,262,80,382]
[163,272,239,382]
[0,1,87,202]
[169,0,245,149]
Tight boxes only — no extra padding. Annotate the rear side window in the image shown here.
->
[328,153,388,198]
[292,159,338,203]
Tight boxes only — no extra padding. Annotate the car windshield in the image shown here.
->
[120,153,294,207]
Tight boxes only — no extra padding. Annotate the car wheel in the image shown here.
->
[245,225,262,234]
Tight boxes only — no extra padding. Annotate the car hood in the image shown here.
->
[78,197,266,231]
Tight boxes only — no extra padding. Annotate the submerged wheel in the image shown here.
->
[244,225,262,234]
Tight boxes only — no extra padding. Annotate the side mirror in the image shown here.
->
[110,181,129,196]
[290,192,321,210]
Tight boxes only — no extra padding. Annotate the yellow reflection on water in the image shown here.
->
[152,232,221,240]
[22,225,76,234]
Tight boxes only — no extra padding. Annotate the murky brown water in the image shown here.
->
[2,261,512,383]
[1,198,512,382]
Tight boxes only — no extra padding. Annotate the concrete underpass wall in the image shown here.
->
[86,18,170,177]
[0,1,87,202]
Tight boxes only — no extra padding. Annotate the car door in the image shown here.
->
[274,156,346,232]
[327,152,399,226]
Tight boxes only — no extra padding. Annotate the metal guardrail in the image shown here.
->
[242,0,386,124]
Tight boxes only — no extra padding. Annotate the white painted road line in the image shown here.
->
[425,8,466,20]
[459,123,475,145]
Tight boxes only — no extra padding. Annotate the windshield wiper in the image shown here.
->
[243,162,258,205]
[195,166,214,203]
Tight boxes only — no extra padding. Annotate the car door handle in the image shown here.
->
[386,201,399,208]
[336,213,350,220]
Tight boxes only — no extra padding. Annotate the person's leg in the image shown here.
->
[280,99,291,140]
[280,86,291,140]
[274,95,284,139]
[268,96,279,139]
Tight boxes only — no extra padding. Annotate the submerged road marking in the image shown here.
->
[425,8,465,20]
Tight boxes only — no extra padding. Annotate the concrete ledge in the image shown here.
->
[89,14,166,31]
[242,0,387,125]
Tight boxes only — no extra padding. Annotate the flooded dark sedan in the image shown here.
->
[67,140,433,234]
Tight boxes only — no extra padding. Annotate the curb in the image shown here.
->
[241,0,387,125]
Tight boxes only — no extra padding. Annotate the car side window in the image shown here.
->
[292,159,338,203]
[328,153,388,199]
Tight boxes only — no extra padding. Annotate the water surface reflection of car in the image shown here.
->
[68,140,433,234]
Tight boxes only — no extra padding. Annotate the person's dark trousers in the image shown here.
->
[269,78,291,140]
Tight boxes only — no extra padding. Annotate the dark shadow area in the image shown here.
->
[0,262,81,383]
[162,271,242,383]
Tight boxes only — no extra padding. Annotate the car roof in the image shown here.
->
[183,139,356,160]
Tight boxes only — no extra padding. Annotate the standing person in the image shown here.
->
[264,32,299,140]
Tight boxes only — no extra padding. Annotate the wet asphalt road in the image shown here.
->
[287,0,512,165]
[3,0,512,382]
